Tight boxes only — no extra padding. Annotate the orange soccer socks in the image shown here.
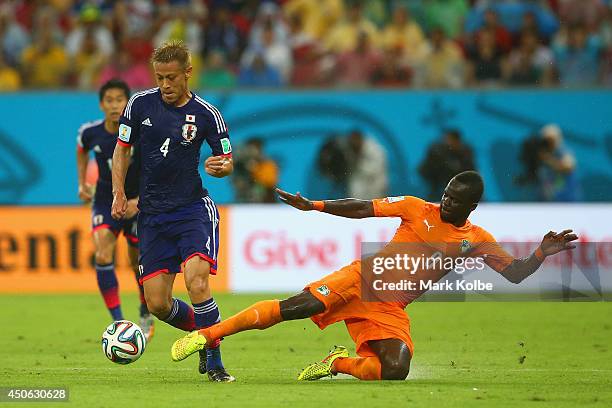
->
[333,356,382,380]
[200,300,283,342]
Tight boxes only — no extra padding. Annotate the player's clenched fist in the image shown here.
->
[111,190,128,219]
[204,155,233,178]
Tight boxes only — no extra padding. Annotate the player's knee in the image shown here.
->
[380,357,410,380]
[95,250,114,265]
[184,258,211,294]
[184,273,210,296]
[146,297,172,319]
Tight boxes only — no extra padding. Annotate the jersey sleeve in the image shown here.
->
[77,124,90,152]
[201,103,232,157]
[118,94,142,147]
[371,195,426,221]
[472,229,515,273]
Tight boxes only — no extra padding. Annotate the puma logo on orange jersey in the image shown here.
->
[423,219,435,232]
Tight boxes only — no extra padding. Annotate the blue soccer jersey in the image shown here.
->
[117,88,232,214]
[77,119,140,204]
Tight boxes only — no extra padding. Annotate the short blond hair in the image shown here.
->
[151,40,191,69]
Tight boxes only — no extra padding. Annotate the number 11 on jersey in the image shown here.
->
[160,138,170,157]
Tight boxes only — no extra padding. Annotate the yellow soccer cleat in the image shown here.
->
[171,331,207,362]
[297,345,349,381]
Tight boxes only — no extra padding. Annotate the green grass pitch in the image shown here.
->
[1,293,611,407]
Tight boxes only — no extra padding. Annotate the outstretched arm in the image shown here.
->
[500,230,578,284]
[276,188,374,219]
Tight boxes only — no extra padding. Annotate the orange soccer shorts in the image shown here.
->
[305,260,414,358]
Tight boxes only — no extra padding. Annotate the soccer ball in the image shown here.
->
[101,320,146,364]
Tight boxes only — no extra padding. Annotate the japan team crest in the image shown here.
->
[182,123,198,144]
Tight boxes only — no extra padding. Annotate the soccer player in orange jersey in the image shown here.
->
[170,171,578,381]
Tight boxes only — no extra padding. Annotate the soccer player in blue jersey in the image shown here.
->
[111,41,235,382]
[76,79,154,340]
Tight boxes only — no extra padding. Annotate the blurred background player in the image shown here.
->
[171,171,578,381]
[111,41,235,382]
[76,78,154,339]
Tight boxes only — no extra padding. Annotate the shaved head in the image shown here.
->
[440,171,484,225]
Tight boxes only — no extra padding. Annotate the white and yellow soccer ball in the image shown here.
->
[101,320,146,364]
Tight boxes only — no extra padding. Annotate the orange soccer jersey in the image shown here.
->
[306,195,515,357]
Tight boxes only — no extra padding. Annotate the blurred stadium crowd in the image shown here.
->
[2,0,612,91]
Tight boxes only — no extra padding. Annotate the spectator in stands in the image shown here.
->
[65,5,114,58]
[324,1,379,53]
[20,24,69,88]
[345,129,388,199]
[475,9,512,54]
[0,51,21,91]
[72,28,106,89]
[286,12,310,48]
[558,0,607,31]
[364,0,389,28]
[248,2,289,48]
[98,46,152,90]
[290,44,325,86]
[423,0,469,39]
[505,30,554,86]
[466,28,505,86]
[419,129,475,201]
[467,3,558,43]
[335,31,382,87]
[203,4,242,64]
[107,0,129,46]
[106,0,154,55]
[416,28,465,88]
[153,5,203,55]
[32,6,65,45]
[516,10,559,45]
[284,0,344,41]
[4,0,612,90]
[381,5,427,65]
[553,23,601,87]
[537,124,581,201]
[242,21,292,84]
[0,8,30,67]
[238,53,282,88]
[232,137,279,203]
[11,0,38,33]
[200,49,236,89]
[519,11,542,42]
[514,12,550,43]
[370,46,412,87]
